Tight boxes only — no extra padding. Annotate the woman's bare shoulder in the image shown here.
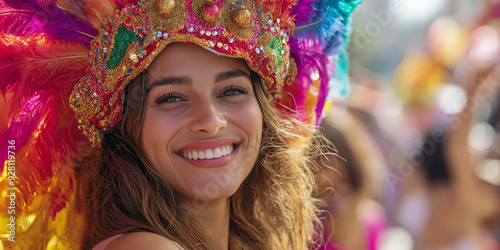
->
[106,232,185,250]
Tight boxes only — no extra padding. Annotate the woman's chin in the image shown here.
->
[177,185,241,209]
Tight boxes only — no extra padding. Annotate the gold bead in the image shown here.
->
[200,2,220,24]
[232,8,252,28]
[156,0,175,17]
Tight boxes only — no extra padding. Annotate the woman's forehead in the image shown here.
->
[155,43,247,64]
[147,43,250,81]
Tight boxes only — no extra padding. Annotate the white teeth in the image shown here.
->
[179,144,236,160]
[214,148,222,158]
[205,149,214,159]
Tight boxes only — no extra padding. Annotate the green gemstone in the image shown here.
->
[106,26,143,69]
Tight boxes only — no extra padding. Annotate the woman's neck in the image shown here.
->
[181,197,230,250]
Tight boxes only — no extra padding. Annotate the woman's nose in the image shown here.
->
[188,98,227,135]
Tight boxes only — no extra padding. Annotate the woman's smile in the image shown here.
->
[175,139,241,168]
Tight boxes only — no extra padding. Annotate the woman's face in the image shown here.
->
[141,43,262,207]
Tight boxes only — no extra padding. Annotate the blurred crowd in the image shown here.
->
[313,0,500,249]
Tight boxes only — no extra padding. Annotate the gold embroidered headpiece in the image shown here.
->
[70,0,294,147]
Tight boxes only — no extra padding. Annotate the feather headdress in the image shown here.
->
[279,0,361,124]
[0,0,361,248]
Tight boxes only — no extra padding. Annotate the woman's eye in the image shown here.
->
[155,93,185,104]
[219,85,250,97]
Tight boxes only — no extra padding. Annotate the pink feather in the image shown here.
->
[0,0,97,45]
[0,33,87,217]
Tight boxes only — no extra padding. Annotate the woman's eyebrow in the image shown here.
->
[214,69,251,83]
[146,69,250,93]
[147,76,192,93]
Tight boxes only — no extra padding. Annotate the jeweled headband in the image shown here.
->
[70,0,295,147]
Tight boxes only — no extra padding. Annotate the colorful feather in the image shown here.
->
[278,0,361,125]
[330,33,352,100]
[280,37,329,124]
[333,0,362,20]
[290,0,316,26]
[55,0,138,23]
[261,0,298,30]
[0,0,97,46]
[0,34,89,116]
[55,0,89,21]
[293,1,347,53]
[0,29,88,227]
[79,0,136,29]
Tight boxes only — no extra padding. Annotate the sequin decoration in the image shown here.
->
[107,26,143,69]
[232,8,252,28]
[268,35,282,68]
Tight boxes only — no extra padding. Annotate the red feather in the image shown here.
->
[55,0,89,21]
[55,0,139,26]
[81,0,119,29]
[0,34,88,116]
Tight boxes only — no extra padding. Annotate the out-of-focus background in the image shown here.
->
[315,0,500,249]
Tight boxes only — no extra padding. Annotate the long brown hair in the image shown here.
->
[75,69,325,249]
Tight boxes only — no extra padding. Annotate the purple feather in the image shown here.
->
[0,0,97,46]
[284,0,354,125]
[290,0,318,26]
[0,92,41,173]
[289,36,331,124]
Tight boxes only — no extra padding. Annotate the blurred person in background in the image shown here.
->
[413,67,500,250]
[314,106,388,250]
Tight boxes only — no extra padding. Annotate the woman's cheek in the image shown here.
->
[142,108,178,156]
[234,99,263,153]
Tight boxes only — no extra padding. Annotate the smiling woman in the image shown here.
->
[77,42,321,250]
[0,0,362,249]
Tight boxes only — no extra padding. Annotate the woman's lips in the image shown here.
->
[175,139,240,168]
